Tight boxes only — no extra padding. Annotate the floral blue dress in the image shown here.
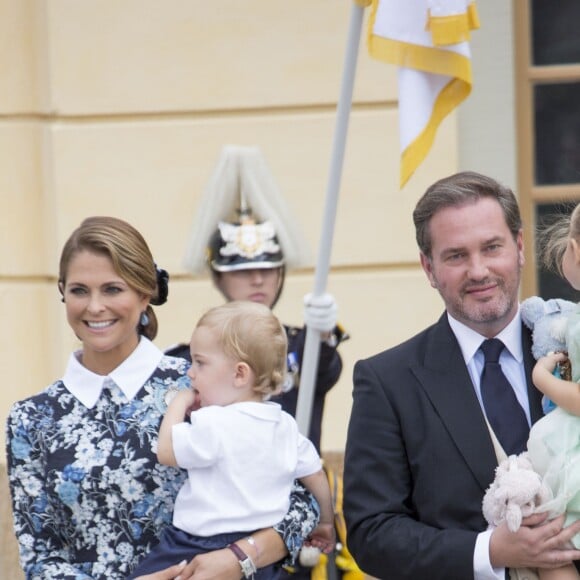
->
[6,338,318,579]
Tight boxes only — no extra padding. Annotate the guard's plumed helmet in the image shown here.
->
[183,145,309,277]
[207,208,285,273]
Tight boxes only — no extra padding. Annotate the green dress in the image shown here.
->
[527,304,580,548]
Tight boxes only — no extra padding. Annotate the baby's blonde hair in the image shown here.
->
[539,203,580,276]
[196,301,287,397]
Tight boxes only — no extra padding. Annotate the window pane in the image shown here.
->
[532,0,580,65]
[535,202,580,301]
[534,83,580,186]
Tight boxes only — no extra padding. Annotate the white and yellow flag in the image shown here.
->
[367,0,479,187]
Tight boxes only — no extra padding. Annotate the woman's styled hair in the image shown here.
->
[413,171,522,258]
[539,202,580,277]
[196,301,287,397]
[58,216,168,340]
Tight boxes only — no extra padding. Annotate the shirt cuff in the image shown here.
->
[474,529,506,580]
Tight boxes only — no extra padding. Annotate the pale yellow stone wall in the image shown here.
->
[0,1,463,576]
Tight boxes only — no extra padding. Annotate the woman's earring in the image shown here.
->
[140,312,150,327]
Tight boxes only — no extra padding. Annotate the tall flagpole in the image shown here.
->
[296,2,366,437]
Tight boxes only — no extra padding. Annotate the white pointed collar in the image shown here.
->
[62,337,164,408]
[447,305,524,365]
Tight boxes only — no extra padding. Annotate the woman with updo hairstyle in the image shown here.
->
[58,216,169,341]
[6,216,318,580]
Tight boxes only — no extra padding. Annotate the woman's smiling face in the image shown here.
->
[62,250,149,373]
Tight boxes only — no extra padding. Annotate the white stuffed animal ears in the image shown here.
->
[482,454,553,532]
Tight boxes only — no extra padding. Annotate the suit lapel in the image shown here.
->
[411,314,498,492]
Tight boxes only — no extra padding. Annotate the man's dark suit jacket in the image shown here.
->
[343,313,544,580]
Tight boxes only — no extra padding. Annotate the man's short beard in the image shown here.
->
[454,270,521,326]
[456,293,516,325]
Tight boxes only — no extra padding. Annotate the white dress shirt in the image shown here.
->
[447,308,530,580]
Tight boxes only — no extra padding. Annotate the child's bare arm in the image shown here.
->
[533,353,580,416]
[157,389,196,467]
[299,469,336,553]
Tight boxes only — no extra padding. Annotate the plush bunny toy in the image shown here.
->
[482,453,552,532]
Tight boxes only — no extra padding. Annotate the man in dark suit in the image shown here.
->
[343,171,580,580]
